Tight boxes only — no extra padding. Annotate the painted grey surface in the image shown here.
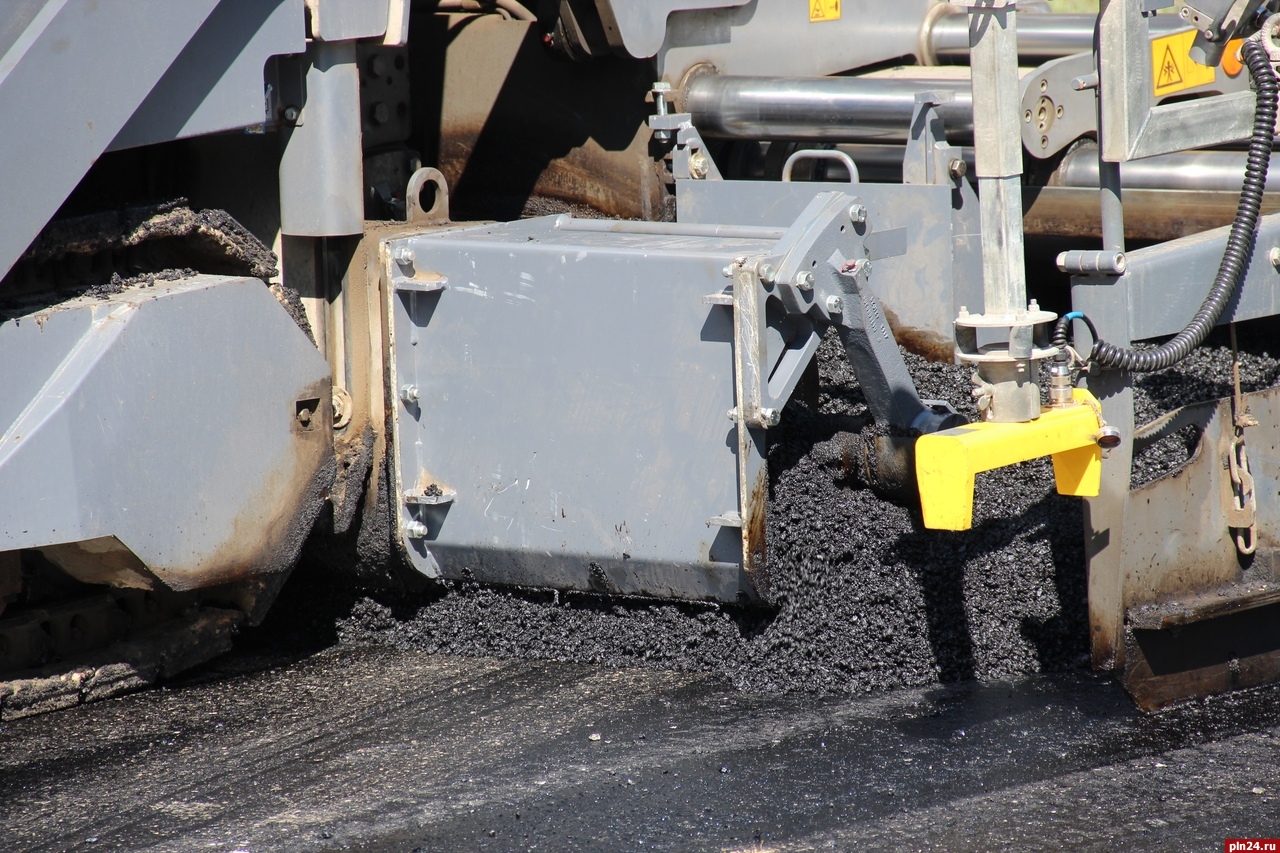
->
[657,0,935,81]
[675,179,983,356]
[307,0,389,41]
[598,0,749,58]
[1098,0,1253,161]
[108,0,304,152]
[1114,211,1280,341]
[0,276,332,591]
[386,217,777,601]
[0,0,219,280]
[279,40,364,236]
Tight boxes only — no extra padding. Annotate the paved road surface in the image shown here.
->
[4,643,1280,851]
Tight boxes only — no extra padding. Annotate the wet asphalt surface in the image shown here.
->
[4,641,1280,852]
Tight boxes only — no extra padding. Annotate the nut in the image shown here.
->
[848,203,867,224]
[400,383,419,404]
[393,245,416,265]
[826,295,844,314]
[758,263,777,284]
[404,520,429,539]
[948,158,967,179]
[794,271,815,290]
[283,105,300,122]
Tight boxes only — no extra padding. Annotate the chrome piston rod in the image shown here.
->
[925,12,1187,62]
[684,74,975,143]
[1051,146,1280,193]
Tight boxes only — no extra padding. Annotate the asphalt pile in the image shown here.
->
[333,322,1280,696]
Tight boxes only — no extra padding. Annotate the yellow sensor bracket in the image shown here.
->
[915,388,1106,531]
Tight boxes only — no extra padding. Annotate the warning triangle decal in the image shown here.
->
[811,0,825,18]
[1157,44,1183,89]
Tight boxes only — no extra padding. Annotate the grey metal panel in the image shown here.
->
[387,217,777,601]
[0,276,332,591]
[0,0,220,280]
[108,0,305,152]
[307,0,388,41]
[598,0,749,58]
[279,40,364,236]
[1118,211,1280,341]
[675,179,982,358]
[658,0,936,81]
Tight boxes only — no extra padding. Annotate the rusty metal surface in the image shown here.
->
[415,14,665,222]
[1117,387,1280,710]
[1023,186,1280,242]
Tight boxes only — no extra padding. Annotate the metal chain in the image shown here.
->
[1228,324,1258,555]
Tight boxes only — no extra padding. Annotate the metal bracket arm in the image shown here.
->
[915,388,1105,530]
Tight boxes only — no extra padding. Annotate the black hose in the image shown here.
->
[1080,38,1277,372]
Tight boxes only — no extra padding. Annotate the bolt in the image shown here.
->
[826,295,844,314]
[948,158,967,179]
[296,406,312,426]
[794,271,815,290]
[1269,247,1280,268]
[404,520,429,539]
[393,245,416,265]
[689,151,710,180]
[722,265,734,278]
[652,81,672,143]
[400,383,419,404]
[848,203,867,224]
[1028,299,1040,312]
[959,305,969,317]
[370,102,390,125]
[760,408,781,427]
[726,406,740,421]
[283,105,300,122]
[758,263,777,284]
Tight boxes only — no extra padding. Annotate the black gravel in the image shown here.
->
[329,321,1280,698]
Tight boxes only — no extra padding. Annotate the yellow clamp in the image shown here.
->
[915,388,1105,530]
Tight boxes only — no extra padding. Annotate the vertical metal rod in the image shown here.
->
[968,1,1027,315]
[1094,9,1125,254]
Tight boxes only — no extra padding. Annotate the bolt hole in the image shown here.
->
[419,180,438,214]
[839,224,845,232]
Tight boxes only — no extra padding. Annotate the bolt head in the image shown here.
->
[283,105,300,122]
[370,102,390,126]
[794,271,815,290]
[652,81,672,92]
[948,158,967,179]
[761,408,781,427]
[405,520,429,539]
[758,263,776,283]
[689,151,710,179]
[1269,247,1280,268]
[826,295,844,314]
[400,383,419,404]
[848,203,867,224]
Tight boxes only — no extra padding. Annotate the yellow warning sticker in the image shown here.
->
[1151,29,1216,97]
[809,0,840,23]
